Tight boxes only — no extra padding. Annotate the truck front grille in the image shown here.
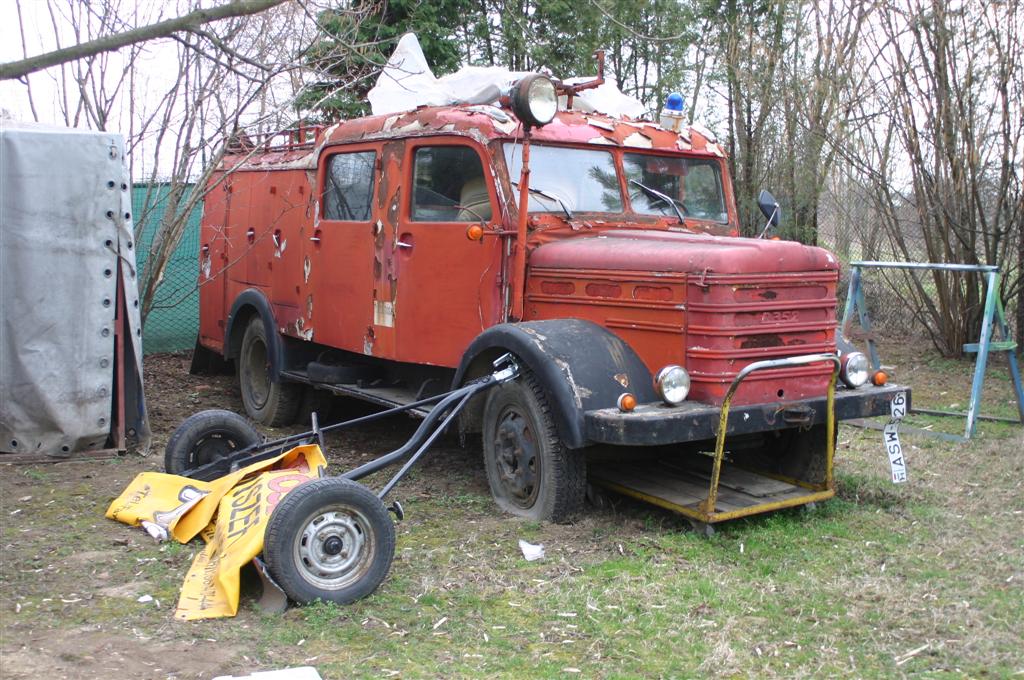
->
[686,271,838,406]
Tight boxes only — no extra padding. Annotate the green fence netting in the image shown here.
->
[133,184,202,354]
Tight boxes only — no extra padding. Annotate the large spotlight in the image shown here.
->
[510,74,558,128]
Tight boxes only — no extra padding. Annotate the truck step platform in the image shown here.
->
[590,455,833,523]
[281,370,435,417]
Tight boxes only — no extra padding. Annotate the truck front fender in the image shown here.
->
[453,319,657,449]
[225,289,285,382]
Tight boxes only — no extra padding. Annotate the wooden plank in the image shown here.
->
[592,459,810,513]
[591,463,708,509]
[660,459,796,497]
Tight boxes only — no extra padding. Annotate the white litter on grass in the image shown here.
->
[140,521,168,541]
[136,595,153,603]
[518,539,545,561]
[213,668,323,680]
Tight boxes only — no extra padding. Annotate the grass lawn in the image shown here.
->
[1,343,1021,678]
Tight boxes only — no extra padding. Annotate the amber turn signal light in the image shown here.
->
[617,393,637,412]
[872,370,888,386]
[466,224,484,241]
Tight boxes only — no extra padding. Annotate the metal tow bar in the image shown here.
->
[170,354,520,608]
[181,354,520,495]
[699,353,841,518]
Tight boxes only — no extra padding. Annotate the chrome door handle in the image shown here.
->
[395,240,413,249]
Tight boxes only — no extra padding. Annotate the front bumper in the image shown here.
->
[585,384,909,446]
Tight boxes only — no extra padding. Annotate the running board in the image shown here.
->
[280,369,434,417]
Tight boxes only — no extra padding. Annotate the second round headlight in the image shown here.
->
[655,365,691,405]
[840,351,870,388]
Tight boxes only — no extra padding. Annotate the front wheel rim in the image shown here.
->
[493,407,540,509]
[293,506,376,591]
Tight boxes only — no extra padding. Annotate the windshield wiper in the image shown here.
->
[511,181,574,220]
[629,179,686,225]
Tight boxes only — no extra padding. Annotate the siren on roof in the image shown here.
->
[659,92,686,133]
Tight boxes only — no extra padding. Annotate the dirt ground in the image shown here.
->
[1,346,1021,678]
[0,354,513,679]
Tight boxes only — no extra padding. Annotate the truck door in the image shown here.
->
[390,138,504,366]
[244,173,274,289]
[304,145,379,351]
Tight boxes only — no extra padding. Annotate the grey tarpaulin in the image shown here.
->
[0,120,150,456]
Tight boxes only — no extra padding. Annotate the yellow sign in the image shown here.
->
[106,444,327,620]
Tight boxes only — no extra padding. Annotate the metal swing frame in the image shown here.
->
[842,261,1024,441]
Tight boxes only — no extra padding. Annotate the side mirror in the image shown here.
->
[757,190,781,227]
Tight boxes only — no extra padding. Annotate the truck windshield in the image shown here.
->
[504,144,623,213]
[623,153,728,223]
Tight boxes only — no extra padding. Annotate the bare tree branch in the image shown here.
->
[0,0,290,80]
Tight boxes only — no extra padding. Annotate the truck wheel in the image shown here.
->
[164,409,262,475]
[238,317,301,426]
[263,478,395,605]
[482,370,585,523]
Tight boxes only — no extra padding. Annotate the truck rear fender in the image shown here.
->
[225,289,285,382]
[453,319,657,449]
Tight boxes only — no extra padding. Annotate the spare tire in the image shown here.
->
[164,409,262,475]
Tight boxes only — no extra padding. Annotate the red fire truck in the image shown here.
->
[193,74,907,526]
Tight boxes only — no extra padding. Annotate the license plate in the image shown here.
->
[884,391,908,483]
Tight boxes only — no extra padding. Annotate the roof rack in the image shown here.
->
[226,124,325,154]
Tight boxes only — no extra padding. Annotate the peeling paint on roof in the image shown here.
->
[690,123,718,144]
[586,117,615,131]
[622,131,653,148]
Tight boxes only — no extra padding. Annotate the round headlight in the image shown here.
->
[510,74,557,128]
[840,351,870,388]
[655,365,691,405]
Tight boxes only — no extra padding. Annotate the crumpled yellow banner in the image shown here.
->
[106,444,326,620]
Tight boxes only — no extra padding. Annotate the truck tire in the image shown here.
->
[164,409,262,475]
[238,317,301,426]
[263,477,396,605]
[482,369,586,523]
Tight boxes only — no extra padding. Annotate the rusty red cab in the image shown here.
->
[195,74,906,526]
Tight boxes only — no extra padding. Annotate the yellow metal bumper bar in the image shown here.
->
[698,353,841,517]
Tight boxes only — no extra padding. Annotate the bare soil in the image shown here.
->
[0,353,507,679]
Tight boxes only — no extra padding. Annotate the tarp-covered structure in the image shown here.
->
[0,120,149,457]
[367,33,647,119]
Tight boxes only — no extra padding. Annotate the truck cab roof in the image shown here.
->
[226,106,728,170]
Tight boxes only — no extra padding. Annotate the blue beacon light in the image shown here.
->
[660,92,686,132]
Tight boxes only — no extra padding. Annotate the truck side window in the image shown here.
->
[323,151,376,221]
[411,146,492,222]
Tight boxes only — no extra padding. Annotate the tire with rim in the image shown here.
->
[164,409,262,475]
[238,316,301,426]
[482,369,586,523]
[263,477,396,605]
